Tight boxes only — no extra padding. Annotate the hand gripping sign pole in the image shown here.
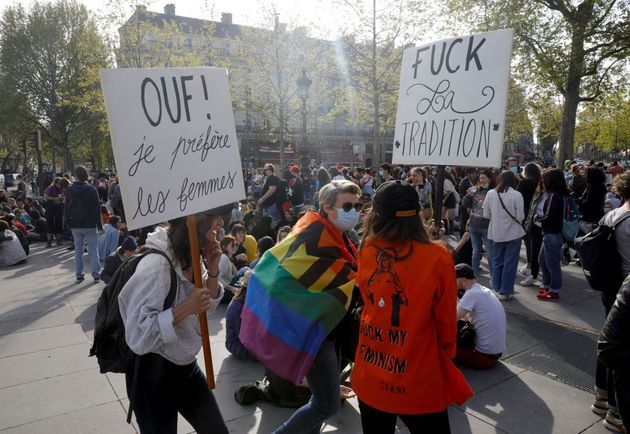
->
[187,215,216,390]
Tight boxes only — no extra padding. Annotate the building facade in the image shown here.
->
[118,4,394,169]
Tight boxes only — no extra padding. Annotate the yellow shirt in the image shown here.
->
[243,235,258,264]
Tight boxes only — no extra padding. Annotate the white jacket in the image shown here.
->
[0,230,27,266]
[118,226,223,365]
[483,187,526,242]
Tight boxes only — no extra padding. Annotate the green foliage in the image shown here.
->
[443,0,630,162]
[576,85,630,153]
[0,0,112,171]
[331,0,432,164]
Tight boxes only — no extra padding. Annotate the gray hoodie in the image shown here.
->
[118,226,223,365]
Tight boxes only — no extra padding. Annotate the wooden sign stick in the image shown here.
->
[186,215,216,390]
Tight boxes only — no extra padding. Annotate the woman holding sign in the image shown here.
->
[118,205,232,434]
[352,181,472,433]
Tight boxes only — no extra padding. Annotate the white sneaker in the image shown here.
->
[518,266,531,277]
[498,294,513,301]
[520,276,536,286]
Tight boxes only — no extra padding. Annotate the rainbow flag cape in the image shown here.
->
[239,211,356,384]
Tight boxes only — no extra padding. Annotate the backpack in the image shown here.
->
[89,249,176,423]
[575,212,630,294]
[89,249,177,373]
[65,186,92,228]
[562,197,580,241]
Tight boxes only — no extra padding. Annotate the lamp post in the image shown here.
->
[296,68,312,166]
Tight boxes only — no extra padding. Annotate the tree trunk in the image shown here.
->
[558,83,580,165]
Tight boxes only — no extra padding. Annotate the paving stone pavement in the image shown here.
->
[0,243,615,433]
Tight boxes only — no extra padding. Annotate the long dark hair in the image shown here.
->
[542,168,567,193]
[496,170,518,193]
[167,217,192,270]
[523,162,542,185]
[360,204,432,260]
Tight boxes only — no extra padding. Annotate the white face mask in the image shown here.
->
[332,208,360,232]
[378,169,385,177]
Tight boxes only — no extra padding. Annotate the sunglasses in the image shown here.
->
[341,202,363,212]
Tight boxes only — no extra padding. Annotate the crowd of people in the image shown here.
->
[1,156,629,433]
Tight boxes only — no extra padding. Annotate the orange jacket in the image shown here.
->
[352,238,473,414]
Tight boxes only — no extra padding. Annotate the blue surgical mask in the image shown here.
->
[332,208,360,232]
[510,166,518,174]
[378,169,384,177]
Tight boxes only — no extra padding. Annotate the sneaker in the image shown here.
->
[498,294,513,301]
[518,265,531,277]
[538,291,559,301]
[604,410,626,433]
[93,277,100,284]
[67,245,75,251]
[75,276,85,284]
[538,287,549,295]
[591,396,608,416]
[520,275,536,286]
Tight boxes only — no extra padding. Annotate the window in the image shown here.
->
[184,38,192,49]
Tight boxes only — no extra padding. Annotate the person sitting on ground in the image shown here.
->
[27,209,47,242]
[225,270,255,361]
[218,236,239,298]
[0,220,27,266]
[276,225,291,243]
[98,215,122,262]
[229,223,256,268]
[100,236,138,284]
[250,236,275,269]
[4,214,29,256]
[455,263,506,370]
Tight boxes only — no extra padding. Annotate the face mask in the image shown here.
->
[510,166,518,174]
[480,182,489,188]
[431,170,437,176]
[378,169,384,177]
[332,208,360,232]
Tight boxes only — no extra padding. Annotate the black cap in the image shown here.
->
[455,263,475,279]
[372,180,420,218]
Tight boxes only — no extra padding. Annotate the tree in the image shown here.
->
[333,0,431,165]
[444,0,630,164]
[228,8,339,166]
[576,86,630,157]
[0,0,112,172]
[104,1,205,68]
[0,72,35,172]
[504,80,534,152]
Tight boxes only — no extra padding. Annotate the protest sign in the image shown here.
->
[100,67,246,231]
[392,29,514,168]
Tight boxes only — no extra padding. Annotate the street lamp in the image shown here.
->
[296,68,312,165]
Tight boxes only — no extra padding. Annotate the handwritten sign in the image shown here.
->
[100,67,246,231]
[392,29,514,168]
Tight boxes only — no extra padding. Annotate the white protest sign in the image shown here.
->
[393,29,514,168]
[100,67,246,231]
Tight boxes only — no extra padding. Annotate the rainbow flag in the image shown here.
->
[239,211,356,384]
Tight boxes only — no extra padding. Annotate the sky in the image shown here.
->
[0,0,349,38]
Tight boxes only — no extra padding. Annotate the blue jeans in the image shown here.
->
[470,226,493,275]
[72,228,100,279]
[265,203,281,229]
[272,340,340,434]
[538,233,563,292]
[491,238,521,295]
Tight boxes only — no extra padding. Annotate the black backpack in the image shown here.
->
[575,212,630,294]
[89,249,177,423]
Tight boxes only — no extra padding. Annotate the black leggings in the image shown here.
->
[358,399,451,434]
[126,353,228,434]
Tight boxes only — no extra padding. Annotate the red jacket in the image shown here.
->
[352,238,473,414]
